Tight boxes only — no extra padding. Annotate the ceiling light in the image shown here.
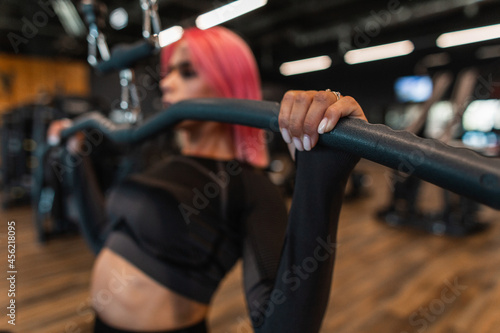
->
[344,40,415,65]
[158,26,184,47]
[196,0,267,30]
[52,0,86,37]
[437,23,500,48]
[279,56,332,76]
[109,7,128,30]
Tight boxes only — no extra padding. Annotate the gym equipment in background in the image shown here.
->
[31,0,163,243]
[30,95,109,242]
[1,106,36,208]
[377,68,496,236]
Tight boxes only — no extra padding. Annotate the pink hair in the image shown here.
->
[161,27,269,168]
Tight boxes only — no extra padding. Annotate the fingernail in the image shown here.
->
[47,135,60,146]
[293,137,304,151]
[303,135,311,151]
[318,118,328,134]
[325,119,335,133]
[281,128,292,144]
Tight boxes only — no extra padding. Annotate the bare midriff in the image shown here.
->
[91,248,209,331]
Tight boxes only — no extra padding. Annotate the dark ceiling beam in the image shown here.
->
[288,0,495,48]
[0,18,63,37]
[159,0,209,12]
[229,0,358,36]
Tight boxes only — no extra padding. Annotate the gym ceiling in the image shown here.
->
[1,0,499,104]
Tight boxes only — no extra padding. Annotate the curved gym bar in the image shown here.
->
[62,98,500,210]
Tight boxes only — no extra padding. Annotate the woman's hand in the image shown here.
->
[279,90,367,151]
[47,119,84,153]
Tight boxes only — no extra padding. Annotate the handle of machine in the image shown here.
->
[61,98,500,209]
[94,40,156,74]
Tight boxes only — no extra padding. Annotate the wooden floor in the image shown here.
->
[1,160,500,333]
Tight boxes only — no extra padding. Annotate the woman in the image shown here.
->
[49,27,366,333]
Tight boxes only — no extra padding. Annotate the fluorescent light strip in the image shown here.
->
[344,40,415,65]
[437,23,500,48]
[52,0,86,37]
[158,26,184,47]
[196,0,267,30]
[280,56,332,76]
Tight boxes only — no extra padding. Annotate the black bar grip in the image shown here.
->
[319,119,500,210]
[61,98,500,209]
[95,40,155,74]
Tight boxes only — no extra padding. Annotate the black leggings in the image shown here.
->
[94,316,208,333]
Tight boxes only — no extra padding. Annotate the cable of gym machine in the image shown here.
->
[61,98,500,210]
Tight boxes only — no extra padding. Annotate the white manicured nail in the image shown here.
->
[325,118,335,132]
[303,135,311,151]
[293,137,304,151]
[318,118,328,134]
[281,128,292,144]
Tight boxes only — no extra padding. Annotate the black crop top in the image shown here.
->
[86,145,358,332]
[104,155,289,304]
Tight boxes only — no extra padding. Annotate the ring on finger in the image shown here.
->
[325,89,341,102]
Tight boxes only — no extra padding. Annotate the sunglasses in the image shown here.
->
[162,61,198,80]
